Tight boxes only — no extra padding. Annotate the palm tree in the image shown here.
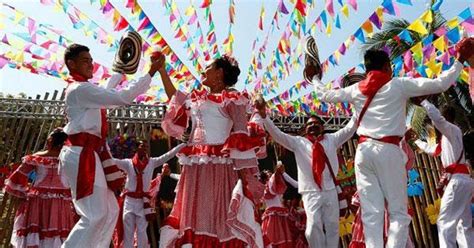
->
[361,8,473,137]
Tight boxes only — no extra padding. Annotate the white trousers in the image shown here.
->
[59,146,119,248]
[123,197,150,248]
[355,141,412,248]
[301,189,339,248]
[437,174,474,248]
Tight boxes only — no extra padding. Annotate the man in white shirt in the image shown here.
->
[412,101,473,248]
[114,141,185,248]
[59,44,164,248]
[254,101,356,248]
[308,46,470,247]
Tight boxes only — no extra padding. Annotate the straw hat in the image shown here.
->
[112,31,142,74]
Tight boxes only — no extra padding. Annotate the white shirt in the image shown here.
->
[262,116,356,193]
[414,100,465,167]
[114,143,185,193]
[314,61,463,139]
[64,73,152,137]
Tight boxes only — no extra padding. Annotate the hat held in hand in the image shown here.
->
[112,31,142,74]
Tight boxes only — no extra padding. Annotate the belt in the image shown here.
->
[358,135,402,146]
[444,163,469,175]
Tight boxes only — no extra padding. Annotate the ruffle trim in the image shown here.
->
[22,155,59,167]
[190,89,250,106]
[222,133,265,153]
[163,217,246,248]
[16,226,71,239]
[262,207,290,220]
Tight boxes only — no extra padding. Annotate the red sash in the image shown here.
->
[356,70,392,127]
[358,135,402,146]
[307,135,326,189]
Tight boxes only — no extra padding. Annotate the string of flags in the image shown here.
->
[0,0,472,113]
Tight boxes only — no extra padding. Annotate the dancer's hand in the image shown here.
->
[254,94,267,118]
[405,128,418,142]
[149,53,165,77]
[276,162,285,174]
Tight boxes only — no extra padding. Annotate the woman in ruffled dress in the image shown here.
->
[159,54,265,247]
[4,128,77,248]
[260,163,295,248]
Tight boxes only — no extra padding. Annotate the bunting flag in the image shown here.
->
[266,7,473,115]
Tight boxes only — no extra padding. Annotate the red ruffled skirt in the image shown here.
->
[161,163,247,248]
[11,188,77,248]
[261,207,293,248]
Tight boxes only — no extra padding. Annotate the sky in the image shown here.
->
[0,0,471,100]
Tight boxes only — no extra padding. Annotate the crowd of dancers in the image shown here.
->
[3,36,474,248]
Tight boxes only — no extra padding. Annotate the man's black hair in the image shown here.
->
[364,49,390,73]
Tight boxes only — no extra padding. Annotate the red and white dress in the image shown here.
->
[261,172,293,248]
[160,89,264,248]
[4,155,77,248]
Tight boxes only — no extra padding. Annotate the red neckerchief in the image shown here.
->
[356,70,392,126]
[70,73,88,82]
[433,135,442,157]
[132,153,149,193]
[306,134,326,189]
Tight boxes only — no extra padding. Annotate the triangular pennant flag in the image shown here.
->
[407,19,428,35]
[420,10,433,23]
[433,36,445,51]
[446,27,460,43]
[341,4,349,18]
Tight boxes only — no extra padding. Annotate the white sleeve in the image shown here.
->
[73,74,151,108]
[329,115,357,148]
[400,61,463,98]
[282,172,298,188]
[414,140,437,155]
[150,143,186,169]
[112,159,131,174]
[421,100,459,142]
[314,82,357,103]
[103,73,123,89]
[262,116,298,152]
[170,173,181,180]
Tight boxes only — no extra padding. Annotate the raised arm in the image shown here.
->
[401,61,463,98]
[112,158,131,174]
[150,143,186,169]
[169,173,181,180]
[421,100,459,142]
[262,117,299,152]
[103,73,124,89]
[74,74,152,108]
[313,77,357,103]
[282,172,298,189]
[329,115,357,148]
[414,140,437,155]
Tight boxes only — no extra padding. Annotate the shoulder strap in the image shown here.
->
[456,148,464,164]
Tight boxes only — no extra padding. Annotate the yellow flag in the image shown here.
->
[433,36,445,51]
[447,18,459,29]
[460,69,469,83]
[420,10,433,23]
[341,4,349,18]
[407,20,428,35]
[326,22,332,36]
[410,42,423,56]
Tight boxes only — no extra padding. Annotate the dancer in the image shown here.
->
[308,44,470,247]
[254,99,356,248]
[59,43,164,247]
[350,128,417,248]
[159,54,264,247]
[412,101,473,248]
[113,141,185,248]
[5,128,76,248]
[260,162,296,247]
